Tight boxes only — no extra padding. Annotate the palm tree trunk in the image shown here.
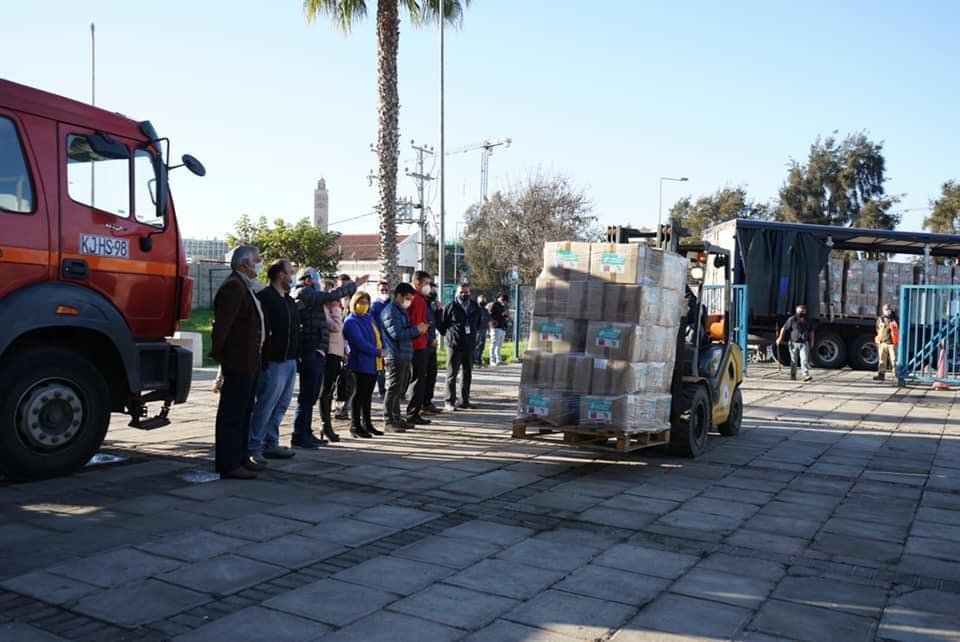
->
[376,0,401,285]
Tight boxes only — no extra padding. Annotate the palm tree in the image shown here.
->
[304,0,469,284]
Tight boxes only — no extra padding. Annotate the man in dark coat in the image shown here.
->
[439,283,481,410]
[211,245,266,479]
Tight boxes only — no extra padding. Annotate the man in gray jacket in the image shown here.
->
[291,267,367,448]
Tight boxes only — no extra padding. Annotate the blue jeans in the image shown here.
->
[491,328,506,365]
[248,359,296,454]
[293,351,326,439]
[789,341,811,378]
[474,329,487,365]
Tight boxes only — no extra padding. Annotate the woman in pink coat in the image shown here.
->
[318,292,346,442]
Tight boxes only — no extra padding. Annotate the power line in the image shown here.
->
[328,211,378,226]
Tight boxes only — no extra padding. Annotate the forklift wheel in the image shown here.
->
[718,387,742,436]
[670,385,710,457]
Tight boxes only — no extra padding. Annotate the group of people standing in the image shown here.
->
[209,246,509,480]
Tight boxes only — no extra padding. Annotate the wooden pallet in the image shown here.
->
[511,419,670,453]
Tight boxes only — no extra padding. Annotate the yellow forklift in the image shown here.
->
[607,225,745,457]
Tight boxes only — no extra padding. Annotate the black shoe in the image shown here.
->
[322,422,341,443]
[243,456,266,472]
[385,422,407,433]
[262,445,296,459]
[400,419,415,430]
[459,401,474,410]
[364,423,384,436]
[291,434,327,449]
[408,415,431,426]
[350,425,372,439]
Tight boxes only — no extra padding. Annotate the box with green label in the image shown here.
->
[590,359,671,395]
[585,322,643,361]
[579,393,672,433]
[541,241,591,281]
[518,386,579,426]
[528,317,588,353]
[589,243,646,284]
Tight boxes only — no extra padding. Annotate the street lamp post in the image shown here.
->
[437,12,446,304]
[657,176,689,232]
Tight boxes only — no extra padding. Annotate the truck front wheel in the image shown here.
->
[0,348,110,481]
[812,331,847,369]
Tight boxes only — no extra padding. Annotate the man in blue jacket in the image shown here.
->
[439,283,481,410]
[380,283,429,432]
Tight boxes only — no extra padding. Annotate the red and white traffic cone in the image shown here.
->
[932,345,951,391]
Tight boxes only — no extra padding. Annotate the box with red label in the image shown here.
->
[541,241,591,281]
[578,394,671,433]
[518,386,579,426]
[528,317,588,353]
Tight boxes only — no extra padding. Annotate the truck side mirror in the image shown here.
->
[182,154,206,177]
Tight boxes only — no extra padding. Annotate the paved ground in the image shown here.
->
[2,364,960,641]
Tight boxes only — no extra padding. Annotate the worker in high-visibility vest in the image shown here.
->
[874,304,899,382]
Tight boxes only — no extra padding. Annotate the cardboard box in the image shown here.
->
[590,243,645,284]
[590,359,672,395]
[528,317,588,353]
[520,351,556,387]
[542,241,591,281]
[602,284,660,324]
[566,281,605,320]
[552,353,593,394]
[519,387,579,426]
[533,278,569,317]
[579,394,671,433]
[585,322,643,361]
[658,289,685,327]
[652,250,689,292]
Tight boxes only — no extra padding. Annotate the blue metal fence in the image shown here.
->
[702,284,750,375]
[897,285,960,386]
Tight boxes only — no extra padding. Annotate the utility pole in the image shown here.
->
[90,22,96,207]
[405,141,435,272]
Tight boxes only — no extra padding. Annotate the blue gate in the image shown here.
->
[897,285,960,386]
[702,284,750,375]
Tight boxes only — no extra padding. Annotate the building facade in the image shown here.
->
[182,238,230,262]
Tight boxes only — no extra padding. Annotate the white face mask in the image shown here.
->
[419,284,430,296]
[402,298,413,309]
[379,293,390,302]
[252,261,263,275]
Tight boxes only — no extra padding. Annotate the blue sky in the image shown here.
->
[3,1,958,240]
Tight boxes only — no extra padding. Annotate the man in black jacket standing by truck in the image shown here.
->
[777,304,815,382]
[439,283,481,410]
[248,260,299,464]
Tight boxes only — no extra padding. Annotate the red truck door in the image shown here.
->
[57,124,178,339]
[0,112,49,297]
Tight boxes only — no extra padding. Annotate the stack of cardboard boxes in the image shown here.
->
[519,241,688,433]
[820,258,956,317]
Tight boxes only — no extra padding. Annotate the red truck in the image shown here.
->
[0,79,204,480]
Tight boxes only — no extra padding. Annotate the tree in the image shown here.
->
[462,172,599,288]
[924,180,960,234]
[227,216,342,276]
[303,0,470,286]
[777,132,901,229]
[667,186,771,240]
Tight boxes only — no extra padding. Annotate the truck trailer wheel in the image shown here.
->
[718,387,742,436]
[670,385,710,457]
[0,348,110,481]
[848,334,879,371]
[812,331,847,369]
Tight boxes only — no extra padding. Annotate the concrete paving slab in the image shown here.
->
[440,519,534,546]
[671,567,777,609]
[751,598,877,642]
[613,593,751,640]
[693,553,786,582]
[823,516,907,543]
[772,575,888,618]
[743,514,823,539]
[682,496,762,520]
[318,611,463,642]
[521,491,599,513]
[504,589,635,640]
[653,509,744,534]
[726,529,809,555]
[173,606,328,642]
[600,494,681,515]
[135,529,249,562]
[811,531,903,564]
[333,555,453,595]
[297,517,398,546]
[878,606,960,642]
[700,485,775,506]
[389,583,517,629]
[264,578,398,627]
[910,520,960,543]
[351,505,440,529]
[496,537,600,573]
[553,564,670,606]
[0,622,68,641]
[577,507,659,530]
[593,543,699,579]
[169,496,275,520]
[47,547,181,588]
[904,536,960,561]
[160,554,286,596]
[533,527,621,550]
[0,570,99,606]
[263,501,358,523]
[899,555,960,583]
[465,619,583,642]
[236,534,347,569]
[446,558,566,600]
[916,506,960,527]
[207,514,308,542]
[392,534,500,570]
[73,578,209,627]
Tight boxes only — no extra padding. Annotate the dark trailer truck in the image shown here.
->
[702,219,960,370]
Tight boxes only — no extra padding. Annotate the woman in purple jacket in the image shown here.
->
[343,292,387,438]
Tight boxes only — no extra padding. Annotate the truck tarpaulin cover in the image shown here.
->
[737,227,830,318]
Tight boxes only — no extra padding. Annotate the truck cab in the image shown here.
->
[0,79,204,480]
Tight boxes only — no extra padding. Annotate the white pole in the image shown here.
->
[438,13,446,304]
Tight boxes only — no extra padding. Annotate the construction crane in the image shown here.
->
[446,137,512,201]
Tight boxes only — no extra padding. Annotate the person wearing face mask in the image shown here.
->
[404,271,435,426]
[777,304,815,382]
[292,267,368,449]
[343,291,388,438]
[439,283,482,410]
[371,282,391,397]
[210,245,267,479]
[421,285,443,414]
[334,274,356,421]
[381,283,429,431]
[474,294,490,367]
[874,304,899,382]
[247,259,299,465]
[318,285,346,442]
